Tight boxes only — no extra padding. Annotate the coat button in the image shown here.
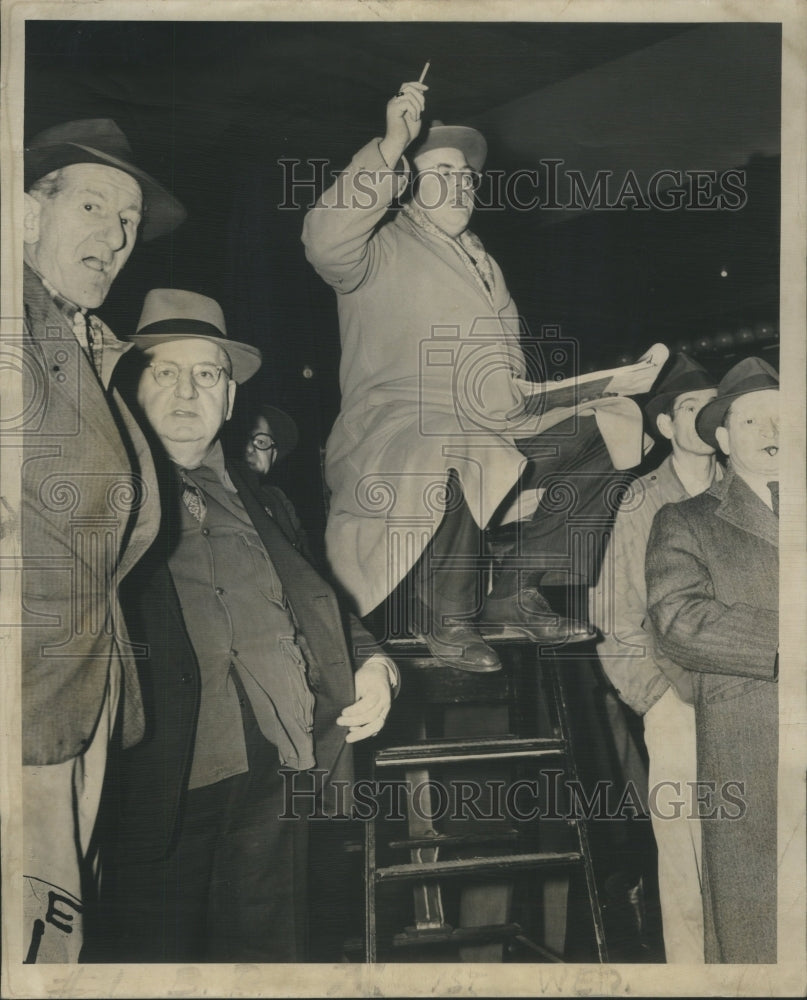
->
[215,587,224,596]
[201,528,210,536]
[180,672,192,684]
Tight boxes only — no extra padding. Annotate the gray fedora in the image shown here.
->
[131,289,262,384]
[410,120,488,172]
[645,354,718,425]
[25,118,186,241]
[695,357,779,450]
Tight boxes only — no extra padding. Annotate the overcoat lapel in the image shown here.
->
[711,467,779,549]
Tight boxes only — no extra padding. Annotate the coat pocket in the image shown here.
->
[700,674,770,705]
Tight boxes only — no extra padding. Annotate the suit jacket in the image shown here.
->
[20,265,160,764]
[108,453,383,862]
[645,465,778,963]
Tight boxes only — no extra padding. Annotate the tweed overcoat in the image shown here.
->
[646,466,778,963]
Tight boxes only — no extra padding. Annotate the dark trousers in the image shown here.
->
[418,416,623,618]
[97,693,309,963]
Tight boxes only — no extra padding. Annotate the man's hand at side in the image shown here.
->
[337,655,397,742]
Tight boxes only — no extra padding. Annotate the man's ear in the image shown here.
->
[23,192,42,246]
[714,425,730,457]
[225,380,236,422]
[655,412,674,442]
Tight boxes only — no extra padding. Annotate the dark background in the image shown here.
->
[25,19,781,533]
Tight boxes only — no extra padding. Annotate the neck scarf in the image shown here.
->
[402,201,495,305]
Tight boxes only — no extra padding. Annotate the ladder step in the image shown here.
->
[374,736,566,767]
[374,850,582,882]
[392,922,523,948]
[387,830,518,851]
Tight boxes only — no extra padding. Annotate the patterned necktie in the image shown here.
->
[180,473,207,523]
[72,309,103,377]
[767,481,779,518]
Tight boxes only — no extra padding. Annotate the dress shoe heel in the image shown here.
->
[482,587,594,645]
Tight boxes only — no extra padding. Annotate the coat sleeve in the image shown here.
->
[590,487,673,715]
[301,138,409,293]
[645,502,778,679]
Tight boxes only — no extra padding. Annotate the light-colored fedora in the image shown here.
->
[410,120,488,172]
[130,289,262,384]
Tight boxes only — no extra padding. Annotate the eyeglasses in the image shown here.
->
[431,166,483,190]
[249,434,278,452]
[147,362,230,389]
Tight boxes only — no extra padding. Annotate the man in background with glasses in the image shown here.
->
[92,288,398,962]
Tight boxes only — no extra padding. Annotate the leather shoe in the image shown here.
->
[481,587,594,645]
[414,620,502,673]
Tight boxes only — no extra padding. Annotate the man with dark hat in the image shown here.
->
[303,79,659,672]
[19,118,185,962]
[646,356,779,963]
[94,289,398,962]
[590,354,719,962]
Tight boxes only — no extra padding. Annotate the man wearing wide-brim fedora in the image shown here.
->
[20,118,184,962]
[646,356,779,963]
[94,288,398,962]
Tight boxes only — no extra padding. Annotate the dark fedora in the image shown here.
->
[695,357,779,450]
[645,353,718,425]
[131,289,262,384]
[254,405,299,464]
[410,120,487,172]
[25,118,186,241]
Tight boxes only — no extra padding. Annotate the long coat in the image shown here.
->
[303,140,647,616]
[302,140,544,616]
[646,466,778,963]
[104,457,379,863]
[20,265,160,764]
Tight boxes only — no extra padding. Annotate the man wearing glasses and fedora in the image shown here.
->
[93,289,398,962]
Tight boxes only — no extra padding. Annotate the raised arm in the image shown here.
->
[301,80,427,292]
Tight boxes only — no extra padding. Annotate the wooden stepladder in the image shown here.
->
[363,636,609,963]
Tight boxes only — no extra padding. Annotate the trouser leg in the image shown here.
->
[489,415,622,601]
[643,689,704,963]
[23,663,120,964]
[413,469,488,624]
[98,689,308,962]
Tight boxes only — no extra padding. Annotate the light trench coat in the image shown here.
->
[303,139,641,616]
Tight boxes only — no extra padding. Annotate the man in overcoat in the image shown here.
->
[94,289,398,962]
[18,118,184,962]
[303,79,656,671]
[646,356,779,963]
